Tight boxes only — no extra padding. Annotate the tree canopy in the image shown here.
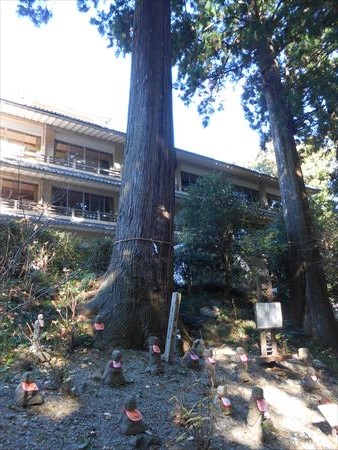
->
[175,174,255,293]
[17,0,338,349]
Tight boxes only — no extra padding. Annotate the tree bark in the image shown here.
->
[255,37,338,350]
[85,0,175,348]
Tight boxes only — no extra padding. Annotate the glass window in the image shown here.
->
[51,187,67,206]
[89,194,100,211]
[267,193,282,209]
[234,185,259,203]
[68,190,84,210]
[1,128,41,151]
[54,141,69,161]
[69,144,84,163]
[53,141,113,175]
[103,196,114,213]
[1,179,38,201]
[51,187,114,216]
[181,171,199,189]
[85,148,99,171]
[99,152,113,175]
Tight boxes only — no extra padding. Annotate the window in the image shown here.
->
[52,187,114,215]
[54,141,113,174]
[267,193,282,210]
[234,185,260,203]
[0,127,41,151]
[1,179,38,202]
[181,171,200,190]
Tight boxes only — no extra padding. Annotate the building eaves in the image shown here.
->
[175,147,279,186]
[0,98,126,145]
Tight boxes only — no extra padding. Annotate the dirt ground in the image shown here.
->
[0,341,337,450]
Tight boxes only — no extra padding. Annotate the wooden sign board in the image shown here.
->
[318,403,338,428]
[254,302,283,330]
[163,292,181,364]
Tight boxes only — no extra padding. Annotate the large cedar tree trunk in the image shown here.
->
[255,38,338,350]
[85,0,175,348]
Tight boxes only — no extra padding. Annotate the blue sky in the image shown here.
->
[0,0,261,165]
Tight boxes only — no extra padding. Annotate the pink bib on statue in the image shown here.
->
[221,397,231,408]
[126,409,143,422]
[111,360,122,369]
[190,352,199,361]
[256,399,268,412]
[152,344,161,354]
[94,323,104,331]
[22,382,38,392]
[240,354,248,363]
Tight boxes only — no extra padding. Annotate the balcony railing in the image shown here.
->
[0,140,122,179]
[0,198,117,225]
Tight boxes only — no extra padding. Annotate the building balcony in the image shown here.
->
[0,140,122,183]
[0,197,118,234]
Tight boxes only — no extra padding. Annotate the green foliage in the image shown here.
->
[241,213,289,283]
[310,191,338,302]
[175,174,256,292]
[82,236,114,274]
[173,0,337,154]
[0,219,110,361]
[247,144,278,177]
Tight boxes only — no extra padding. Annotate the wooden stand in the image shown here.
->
[260,329,278,357]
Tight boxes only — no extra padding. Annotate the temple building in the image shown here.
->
[0,98,282,238]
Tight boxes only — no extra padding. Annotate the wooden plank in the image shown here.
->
[163,292,181,364]
[255,302,283,330]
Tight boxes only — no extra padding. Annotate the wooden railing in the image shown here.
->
[0,198,117,225]
[0,140,122,179]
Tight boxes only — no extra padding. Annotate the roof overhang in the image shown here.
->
[0,98,126,145]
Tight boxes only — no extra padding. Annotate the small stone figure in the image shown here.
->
[93,314,105,348]
[213,385,233,415]
[14,372,44,407]
[174,329,184,356]
[204,348,216,388]
[146,336,164,375]
[182,339,205,369]
[247,387,273,444]
[120,396,146,436]
[236,347,249,368]
[320,390,334,404]
[301,366,321,391]
[298,347,312,365]
[102,350,126,386]
[33,314,44,342]
[236,347,250,383]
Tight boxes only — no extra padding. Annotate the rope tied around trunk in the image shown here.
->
[113,237,174,247]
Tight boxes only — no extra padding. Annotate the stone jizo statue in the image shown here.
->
[182,339,205,369]
[213,385,233,415]
[102,350,126,386]
[93,314,105,348]
[204,348,216,388]
[14,372,44,407]
[301,366,321,391]
[236,346,250,383]
[298,348,313,365]
[146,336,164,375]
[247,387,273,443]
[33,314,44,342]
[119,396,145,435]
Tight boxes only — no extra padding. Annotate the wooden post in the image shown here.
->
[163,292,181,364]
